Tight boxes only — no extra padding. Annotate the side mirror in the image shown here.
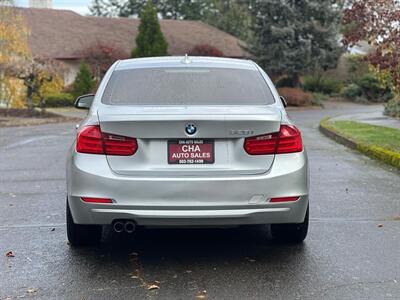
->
[280,96,287,108]
[75,94,95,109]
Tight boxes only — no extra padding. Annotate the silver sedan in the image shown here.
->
[66,56,309,246]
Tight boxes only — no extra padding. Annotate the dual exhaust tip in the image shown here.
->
[113,220,136,233]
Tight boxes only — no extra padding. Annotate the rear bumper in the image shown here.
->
[67,150,309,226]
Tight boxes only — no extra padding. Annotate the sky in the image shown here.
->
[17,0,91,15]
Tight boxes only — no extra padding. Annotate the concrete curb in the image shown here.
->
[319,117,400,169]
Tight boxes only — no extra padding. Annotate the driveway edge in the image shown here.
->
[319,117,400,169]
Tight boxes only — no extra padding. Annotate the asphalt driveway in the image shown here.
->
[1,103,399,299]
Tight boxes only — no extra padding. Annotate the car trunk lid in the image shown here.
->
[97,105,281,177]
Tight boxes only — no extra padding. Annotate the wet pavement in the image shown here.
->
[329,104,400,129]
[1,102,399,299]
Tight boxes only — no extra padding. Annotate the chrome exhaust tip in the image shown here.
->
[113,221,124,233]
[124,221,136,233]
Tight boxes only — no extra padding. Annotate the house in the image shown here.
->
[17,7,249,85]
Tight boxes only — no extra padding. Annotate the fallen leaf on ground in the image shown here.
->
[245,257,256,262]
[27,288,37,294]
[378,224,384,228]
[196,290,207,299]
[147,284,159,290]
[6,251,14,257]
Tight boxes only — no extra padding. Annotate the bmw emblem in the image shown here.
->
[185,123,197,135]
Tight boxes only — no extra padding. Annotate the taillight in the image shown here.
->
[102,132,138,156]
[270,196,300,203]
[76,125,137,156]
[81,197,113,203]
[244,125,303,155]
[276,125,303,154]
[76,125,104,154]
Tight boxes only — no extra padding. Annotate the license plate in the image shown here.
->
[168,139,215,164]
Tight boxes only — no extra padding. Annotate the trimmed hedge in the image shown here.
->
[319,118,400,169]
[44,93,75,107]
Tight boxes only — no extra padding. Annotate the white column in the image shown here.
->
[29,0,53,9]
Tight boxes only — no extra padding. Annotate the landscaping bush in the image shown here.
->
[44,93,75,107]
[73,63,96,98]
[275,76,295,88]
[277,87,312,106]
[356,73,393,102]
[347,54,369,82]
[303,75,343,94]
[311,93,329,106]
[341,83,362,99]
[188,44,223,57]
[384,97,400,119]
[33,73,65,108]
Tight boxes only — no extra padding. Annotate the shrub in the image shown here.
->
[384,97,400,119]
[356,73,392,102]
[303,75,343,94]
[347,54,369,82]
[189,44,223,57]
[73,63,96,98]
[311,93,329,106]
[33,73,65,107]
[275,76,295,88]
[342,84,362,99]
[44,93,75,107]
[277,87,312,106]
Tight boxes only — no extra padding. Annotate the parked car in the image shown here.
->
[66,56,309,246]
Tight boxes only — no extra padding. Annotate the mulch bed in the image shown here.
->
[0,108,61,118]
[0,108,80,128]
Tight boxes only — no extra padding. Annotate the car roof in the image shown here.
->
[115,56,257,71]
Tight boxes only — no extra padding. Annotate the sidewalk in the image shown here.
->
[330,104,400,129]
[46,107,87,119]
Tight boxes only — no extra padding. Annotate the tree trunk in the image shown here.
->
[292,73,301,88]
[0,71,5,108]
[27,85,33,111]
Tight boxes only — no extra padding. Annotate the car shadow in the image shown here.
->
[69,225,308,267]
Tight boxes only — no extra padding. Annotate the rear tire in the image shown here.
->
[66,200,102,246]
[271,205,309,243]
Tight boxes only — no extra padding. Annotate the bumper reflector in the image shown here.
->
[81,197,113,203]
[270,196,300,203]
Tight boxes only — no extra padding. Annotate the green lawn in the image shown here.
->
[330,121,400,153]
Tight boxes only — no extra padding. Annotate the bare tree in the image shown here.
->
[7,58,60,111]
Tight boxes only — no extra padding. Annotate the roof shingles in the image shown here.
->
[17,7,248,59]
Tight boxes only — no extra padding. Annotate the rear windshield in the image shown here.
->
[101,67,275,106]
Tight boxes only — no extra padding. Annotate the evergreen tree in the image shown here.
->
[89,0,253,39]
[249,0,342,86]
[90,0,205,19]
[204,0,252,41]
[131,1,168,58]
[73,63,96,98]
